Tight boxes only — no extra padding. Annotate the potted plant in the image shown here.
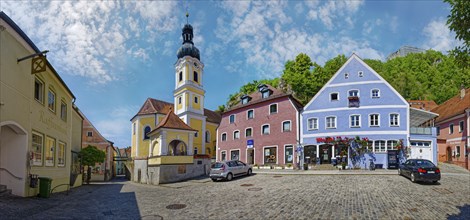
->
[341,161,346,170]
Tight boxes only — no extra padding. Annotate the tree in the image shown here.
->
[445,0,470,69]
[281,53,315,105]
[80,145,106,184]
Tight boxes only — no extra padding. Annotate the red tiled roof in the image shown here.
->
[225,84,302,113]
[407,100,438,111]
[432,88,470,123]
[151,108,196,133]
[131,98,221,124]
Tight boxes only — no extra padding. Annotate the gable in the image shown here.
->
[304,54,408,111]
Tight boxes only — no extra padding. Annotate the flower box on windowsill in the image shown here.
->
[348,96,359,100]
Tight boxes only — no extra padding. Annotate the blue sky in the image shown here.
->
[1,0,460,148]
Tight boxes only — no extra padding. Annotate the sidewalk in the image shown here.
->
[253,162,470,176]
[253,168,397,175]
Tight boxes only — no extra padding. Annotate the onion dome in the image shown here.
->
[176,14,200,60]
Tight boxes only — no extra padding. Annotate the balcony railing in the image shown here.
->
[410,127,433,135]
[348,96,360,108]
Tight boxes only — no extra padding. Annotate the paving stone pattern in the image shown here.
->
[0,168,469,219]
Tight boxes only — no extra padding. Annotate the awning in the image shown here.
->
[410,107,439,127]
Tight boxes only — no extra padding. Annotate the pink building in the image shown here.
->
[217,85,303,167]
[433,87,469,170]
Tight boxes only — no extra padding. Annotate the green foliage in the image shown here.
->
[80,145,106,167]
[223,50,468,107]
[445,0,470,69]
[225,78,279,108]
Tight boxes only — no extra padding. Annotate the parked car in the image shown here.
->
[209,160,252,181]
[398,159,441,183]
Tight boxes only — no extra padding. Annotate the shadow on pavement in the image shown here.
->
[0,177,141,219]
[448,204,470,220]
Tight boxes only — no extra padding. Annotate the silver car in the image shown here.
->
[210,160,252,181]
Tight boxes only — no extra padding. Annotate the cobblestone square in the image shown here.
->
[1,165,469,220]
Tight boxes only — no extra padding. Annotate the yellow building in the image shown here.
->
[130,17,220,184]
[0,12,82,197]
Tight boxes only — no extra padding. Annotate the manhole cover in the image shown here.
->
[240,184,254,187]
[248,187,263,191]
[273,175,283,178]
[432,188,453,194]
[166,204,187,210]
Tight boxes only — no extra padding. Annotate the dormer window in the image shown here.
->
[262,91,270,98]
[241,95,251,104]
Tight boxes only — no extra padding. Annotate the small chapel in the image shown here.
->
[130,14,221,184]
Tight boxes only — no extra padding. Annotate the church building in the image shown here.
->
[130,15,220,184]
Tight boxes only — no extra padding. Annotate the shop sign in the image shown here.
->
[247,139,254,148]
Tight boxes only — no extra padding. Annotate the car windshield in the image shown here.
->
[211,163,224,169]
[415,160,435,167]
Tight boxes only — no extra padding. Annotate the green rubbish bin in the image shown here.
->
[38,177,52,198]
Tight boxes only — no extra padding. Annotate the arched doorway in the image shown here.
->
[446,146,452,162]
[168,140,188,156]
[0,121,27,197]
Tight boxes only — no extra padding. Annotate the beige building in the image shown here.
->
[0,11,82,197]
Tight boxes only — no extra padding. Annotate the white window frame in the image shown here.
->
[34,77,45,104]
[348,89,360,97]
[269,103,278,114]
[245,127,253,137]
[31,131,44,166]
[325,116,337,129]
[330,92,339,101]
[375,140,386,152]
[350,114,361,128]
[369,113,380,127]
[221,132,227,141]
[57,141,66,167]
[233,130,240,140]
[284,145,294,164]
[389,113,400,127]
[230,149,241,160]
[220,150,227,161]
[246,109,254,120]
[45,136,55,167]
[60,100,67,122]
[205,130,211,143]
[87,131,93,137]
[307,117,319,130]
[48,89,56,113]
[371,89,380,98]
[263,145,278,164]
[229,114,235,124]
[261,124,270,135]
[449,123,454,134]
[386,140,398,151]
[459,120,464,133]
[282,120,292,132]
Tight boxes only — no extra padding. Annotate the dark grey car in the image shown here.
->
[209,160,252,181]
[398,159,441,183]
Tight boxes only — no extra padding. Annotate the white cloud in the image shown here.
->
[1,1,178,84]
[94,105,139,147]
[422,18,460,52]
[306,0,365,30]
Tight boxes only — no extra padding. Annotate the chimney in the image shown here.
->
[461,84,465,99]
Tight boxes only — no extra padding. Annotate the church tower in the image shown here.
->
[174,13,207,154]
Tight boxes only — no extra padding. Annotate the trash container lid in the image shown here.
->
[38,177,52,180]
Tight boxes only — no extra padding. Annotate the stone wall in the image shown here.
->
[133,159,148,184]
[145,158,211,185]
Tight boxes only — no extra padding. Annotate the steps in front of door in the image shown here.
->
[311,164,337,170]
[0,184,12,196]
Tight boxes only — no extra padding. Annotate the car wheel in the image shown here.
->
[247,169,252,176]
[411,173,417,183]
[432,180,438,184]
[211,178,217,182]
[226,173,233,181]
